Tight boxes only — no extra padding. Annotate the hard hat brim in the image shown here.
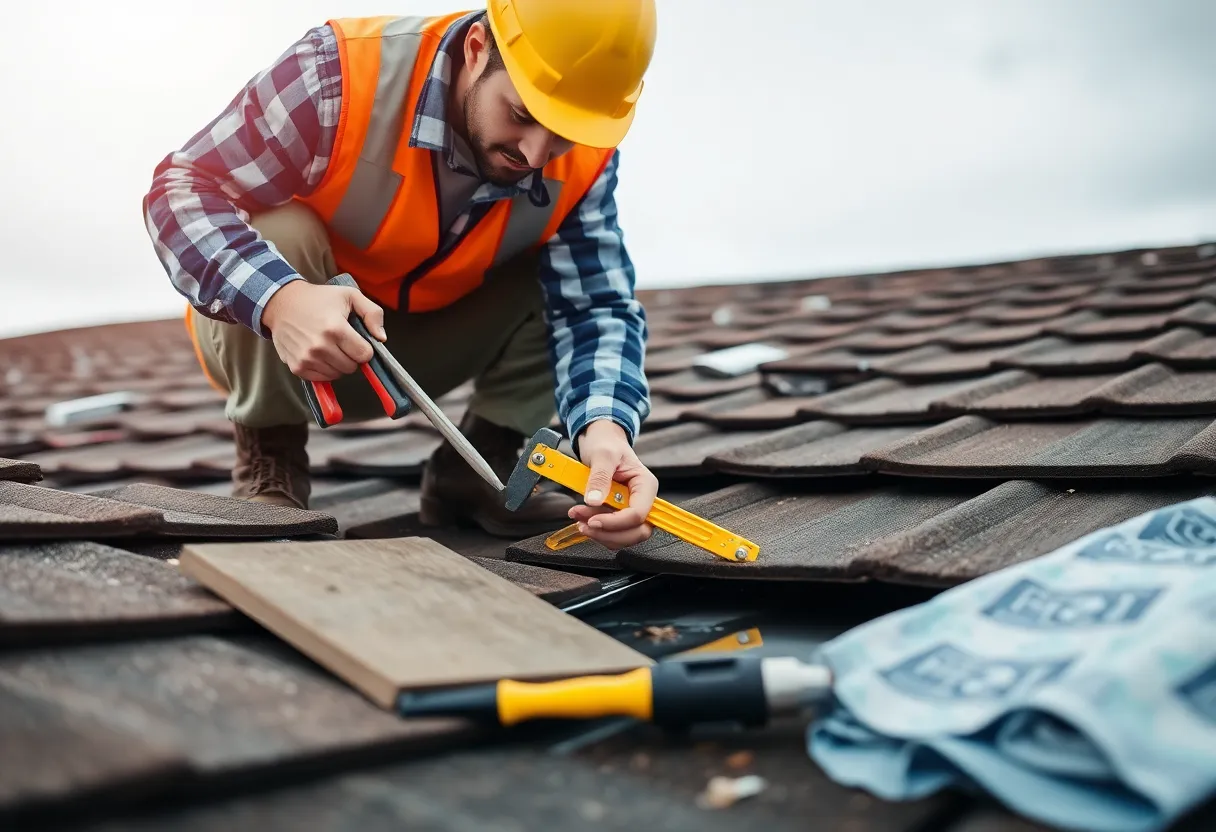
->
[487,17,637,149]
[512,75,637,149]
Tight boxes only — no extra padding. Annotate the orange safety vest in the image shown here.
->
[297,12,617,313]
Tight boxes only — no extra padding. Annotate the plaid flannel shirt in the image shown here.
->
[142,11,650,444]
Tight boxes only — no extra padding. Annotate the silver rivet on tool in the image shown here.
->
[737,633,750,644]
[531,452,545,465]
[734,547,748,560]
[614,492,623,502]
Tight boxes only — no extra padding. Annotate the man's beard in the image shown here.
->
[462,86,535,186]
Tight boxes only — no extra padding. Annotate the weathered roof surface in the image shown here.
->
[3,241,1216,829]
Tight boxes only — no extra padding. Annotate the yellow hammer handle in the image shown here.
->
[527,444,759,562]
[497,668,654,726]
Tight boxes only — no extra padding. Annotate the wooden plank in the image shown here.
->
[178,538,651,709]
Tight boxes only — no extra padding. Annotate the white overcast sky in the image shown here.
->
[1,0,1214,338]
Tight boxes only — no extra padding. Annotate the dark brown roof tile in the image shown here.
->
[321,430,442,477]
[1088,287,1204,313]
[1094,364,1216,415]
[706,421,923,477]
[0,680,189,817]
[0,457,41,483]
[615,483,977,581]
[0,540,237,644]
[993,336,1142,374]
[88,483,338,538]
[1167,300,1216,332]
[834,324,987,354]
[1134,327,1216,369]
[994,283,1096,305]
[644,345,705,375]
[122,407,228,440]
[464,558,601,605]
[0,481,163,539]
[647,369,760,400]
[1043,310,1171,340]
[967,301,1081,324]
[863,414,1216,477]
[875,343,1043,382]
[0,635,464,788]
[763,320,868,343]
[693,393,813,429]
[870,311,967,333]
[941,319,1056,348]
[633,423,771,477]
[802,373,1030,424]
[851,479,1216,586]
[932,372,1119,418]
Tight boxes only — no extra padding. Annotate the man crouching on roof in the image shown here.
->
[141,2,660,549]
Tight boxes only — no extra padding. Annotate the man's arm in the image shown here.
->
[538,148,651,447]
[142,26,342,339]
[539,149,656,551]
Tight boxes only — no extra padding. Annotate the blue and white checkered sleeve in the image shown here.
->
[141,26,342,338]
[538,149,651,447]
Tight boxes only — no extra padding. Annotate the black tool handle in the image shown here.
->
[347,314,411,419]
[651,654,768,728]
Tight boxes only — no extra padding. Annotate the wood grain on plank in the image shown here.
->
[178,538,650,709]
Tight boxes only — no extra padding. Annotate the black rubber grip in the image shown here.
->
[650,654,769,728]
[396,683,500,723]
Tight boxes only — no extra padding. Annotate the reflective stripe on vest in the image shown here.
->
[328,16,427,250]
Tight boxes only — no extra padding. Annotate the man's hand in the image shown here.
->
[568,420,659,551]
[262,280,387,381]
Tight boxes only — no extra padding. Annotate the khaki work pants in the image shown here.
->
[188,201,558,434]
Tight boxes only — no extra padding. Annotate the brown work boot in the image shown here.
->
[419,411,576,538]
[231,422,312,510]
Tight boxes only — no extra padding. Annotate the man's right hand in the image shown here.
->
[261,280,388,381]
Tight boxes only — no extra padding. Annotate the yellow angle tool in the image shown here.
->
[505,428,759,562]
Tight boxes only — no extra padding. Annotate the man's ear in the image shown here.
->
[463,21,490,75]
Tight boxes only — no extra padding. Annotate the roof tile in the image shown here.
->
[851,479,1216,586]
[0,457,41,483]
[706,421,924,477]
[0,481,163,539]
[0,635,466,790]
[1134,327,1216,368]
[633,422,772,477]
[0,540,237,644]
[0,680,189,817]
[88,483,338,538]
[863,414,1216,477]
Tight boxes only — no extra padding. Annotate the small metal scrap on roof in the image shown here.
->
[694,343,790,379]
[44,391,141,427]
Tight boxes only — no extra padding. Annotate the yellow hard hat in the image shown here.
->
[485,0,656,149]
